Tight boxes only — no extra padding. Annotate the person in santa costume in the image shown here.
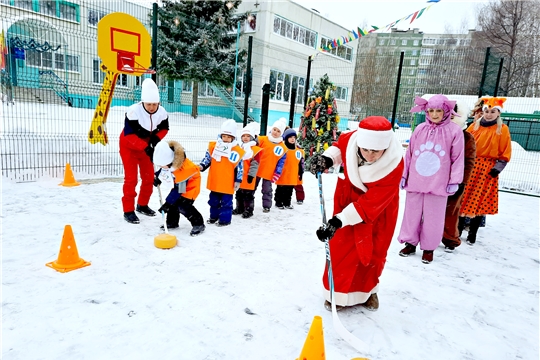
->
[310,116,404,311]
[120,78,169,224]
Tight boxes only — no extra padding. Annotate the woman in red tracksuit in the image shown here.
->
[120,78,169,224]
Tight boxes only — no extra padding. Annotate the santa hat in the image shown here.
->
[141,78,160,103]
[220,119,238,139]
[356,116,393,150]
[153,140,174,166]
[481,96,506,111]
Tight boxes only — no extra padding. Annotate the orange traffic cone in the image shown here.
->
[59,163,80,187]
[46,225,91,273]
[297,316,326,360]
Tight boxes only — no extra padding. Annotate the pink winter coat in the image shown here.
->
[402,118,465,196]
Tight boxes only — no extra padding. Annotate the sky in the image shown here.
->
[293,0,489,34]
[1,103,539,359]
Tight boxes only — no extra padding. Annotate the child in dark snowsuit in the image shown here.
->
[275,128,305,209]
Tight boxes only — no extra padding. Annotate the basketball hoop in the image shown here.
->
[118,54,156,74]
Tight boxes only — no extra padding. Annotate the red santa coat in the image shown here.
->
[321,130,404,306]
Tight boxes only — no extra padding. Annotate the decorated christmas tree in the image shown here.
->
[298,74,342,168]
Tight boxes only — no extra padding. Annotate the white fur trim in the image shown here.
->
[336,203,363,227]
[356,128,393,150]
[323,284,379,306]
[346,131,403,190]
[322,146,342,166]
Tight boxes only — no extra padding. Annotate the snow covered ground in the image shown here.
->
[2,170,539,359]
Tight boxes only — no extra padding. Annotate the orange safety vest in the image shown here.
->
[276,148,305,186]
[240,145,263,190]
[256,136,288,180]
[207,141,245,194]
[171,158,201,200]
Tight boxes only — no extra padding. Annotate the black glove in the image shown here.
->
[247,175,254,184]
[150,134,161,147]
[158,202,171,214]
[316,216,342,242]
[309,155,333,175]
[153,175,161,187]
[488,168,500,178]
[145,145,154,160]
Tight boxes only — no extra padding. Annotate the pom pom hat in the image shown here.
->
[283,128,297,141]
[272,119,287,134]
[141,78,160,103]
[356,116,393,150]
[153,140,174,166]
[481,96,506,111]
[220,119,238,139]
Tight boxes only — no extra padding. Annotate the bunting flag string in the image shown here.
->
[320,0,442,52]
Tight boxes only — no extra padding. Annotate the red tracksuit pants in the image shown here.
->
[120,146,154,213]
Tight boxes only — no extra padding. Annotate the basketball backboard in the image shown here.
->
[97,12,152,75]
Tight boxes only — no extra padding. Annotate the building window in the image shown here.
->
[411,50,418,56]
[26,50,41,67]
[413,40,419,46]
[66,55,79,72]
[333,86,347,101]
[421,48,434,56]
[197,81,219,97]
[93,59,105,84]
[54,53,64,70]
[135,76,141,87]
[402,40,407,45]
[410,59,416,65]
[14,0,33,11]
[117,74,128,87]
[182,80,192,92]
[419,58,430,65]
[321,37,352,61]
[40,1,56,16]
[409,69,415,75]
[379,39,385,46]
[423,38,435,45]
[390,39,396,45]
[59,1,78,22]
[245,13,257,32]
[273,16,316,48]
[270,69,305,104]
[88,9,107,27]
[418,69,427,75]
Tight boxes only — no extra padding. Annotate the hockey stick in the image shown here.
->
[317,172,369,354]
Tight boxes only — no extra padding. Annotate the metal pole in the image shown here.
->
[260,83,270,135]
[391,51,404,129]
[64,44,69,105]
[478,47,491,97]
[288,88,296,128]
[231,21,240,120]
[151,2,158,82]
[303,55,312,108]
[494,57,504,97]
[243,36,253,126]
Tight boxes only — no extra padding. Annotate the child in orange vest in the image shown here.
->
[233,124,263,218]
[152,140,205,236]
[275,128,305,209]
[255,119,288,212]
[199,120,245,226]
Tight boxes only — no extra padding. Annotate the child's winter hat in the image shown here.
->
[153,140,174,166]
[220,119,238,139]
[241,123,256,138]
[283,128,297,141]
[141,78,160,103]
[356,116,393,150]
[410,94,457,123]
[272,119,287,134]
[481,96,506,111]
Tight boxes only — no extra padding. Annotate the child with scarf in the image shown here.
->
[255,119,288,212]
[233,123,262,218]
[398,94,465,264]
[275,128,305,209]
[199,120,245,226]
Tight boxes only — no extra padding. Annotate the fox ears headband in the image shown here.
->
[481,96,506,111]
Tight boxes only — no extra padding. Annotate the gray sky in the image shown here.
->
[292,0,489,35]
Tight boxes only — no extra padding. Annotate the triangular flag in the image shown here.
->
[410,10,419,23]
[352,30,359,39]
[371,25,379,30]
[405,13,413,20]
[358,27,365,36]
[416,7,426,20]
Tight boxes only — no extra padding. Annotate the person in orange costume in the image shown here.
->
[275,128,304,209]
[152,140,205,237]
[255,119,288,212]
[199,120,245,226]
[233,123,262,219]
[459,96,512,245]
[120,78,169,224]
[310,116,404,311]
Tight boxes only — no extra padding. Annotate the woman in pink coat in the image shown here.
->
[310,116,404,311]
[398,95,465,263]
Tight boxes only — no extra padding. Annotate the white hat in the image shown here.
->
[241,124,255,138]
[272,119,286,134]
[153,140,174,166]
[356,116,394,150]
[220,119,238,139]
[141,78,160,103]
